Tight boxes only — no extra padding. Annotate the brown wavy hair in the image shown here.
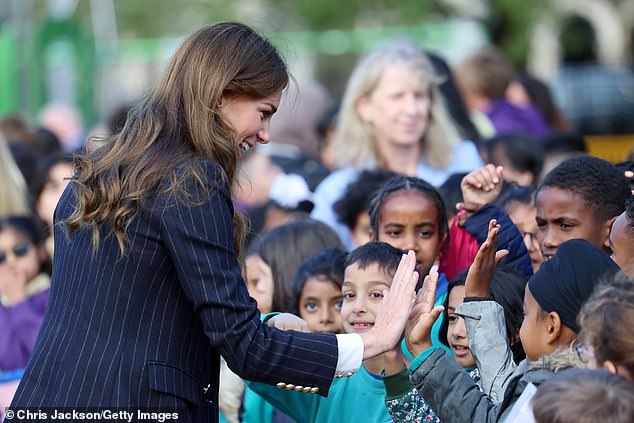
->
[65,22,288,259]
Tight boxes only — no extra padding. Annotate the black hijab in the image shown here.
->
[528,239,620,333]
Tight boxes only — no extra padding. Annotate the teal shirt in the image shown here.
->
[247,365,392,423]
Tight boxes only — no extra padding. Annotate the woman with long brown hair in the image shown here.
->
[9,23,418,422]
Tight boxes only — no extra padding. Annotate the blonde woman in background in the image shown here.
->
[312,39,482,248]
[0,133,31,216]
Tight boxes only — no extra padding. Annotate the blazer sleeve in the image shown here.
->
[245,380,321,422]
[158,160,338,395]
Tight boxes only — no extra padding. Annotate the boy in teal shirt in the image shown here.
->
[247,242,407,423]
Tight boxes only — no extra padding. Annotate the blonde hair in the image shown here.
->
[65,23,288,257]
[0,132,31,216]
[331,38,461,169]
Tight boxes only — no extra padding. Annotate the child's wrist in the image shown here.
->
[406,339,432,358]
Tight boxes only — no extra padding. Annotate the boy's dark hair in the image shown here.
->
[292,247,346,314]
[344,242,403,280]
[532,368,634,423]
[539,156,630,222]
[334,169,397,230]
[439,266,527,363]
[485,134,544,186]
[368,175,448,254]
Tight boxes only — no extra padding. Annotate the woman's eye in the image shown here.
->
[417,231,432,238]
[334,300,343,310]
[447,314,457,323]
[370,291,384,299]
[343,292,354,300]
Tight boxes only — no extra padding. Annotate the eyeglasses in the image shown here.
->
[0,242,31,264]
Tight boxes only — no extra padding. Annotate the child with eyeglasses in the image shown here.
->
[0,215,51,372]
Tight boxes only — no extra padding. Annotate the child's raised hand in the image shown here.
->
[404,269,444,357]
[360,250,419,360]
[460,164,504,211]
[465,219,509,298]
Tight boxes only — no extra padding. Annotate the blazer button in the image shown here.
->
[286,384,295,391]
[310,387,319,394]
[276,382,286,389]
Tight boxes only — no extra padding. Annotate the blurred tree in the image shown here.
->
[484,0,549,69]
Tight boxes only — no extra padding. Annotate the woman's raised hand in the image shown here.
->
[360,250,418,359]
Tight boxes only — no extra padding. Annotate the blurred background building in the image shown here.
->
[0,0,633,156]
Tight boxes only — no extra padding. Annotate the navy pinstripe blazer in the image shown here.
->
[11,160,338,422]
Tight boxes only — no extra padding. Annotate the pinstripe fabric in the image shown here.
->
[11,160,338,423]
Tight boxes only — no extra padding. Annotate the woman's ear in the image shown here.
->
[356,96,373,124]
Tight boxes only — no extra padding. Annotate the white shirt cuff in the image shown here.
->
[335,333,363,375]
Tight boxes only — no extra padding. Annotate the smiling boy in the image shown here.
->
[247,242,407,423]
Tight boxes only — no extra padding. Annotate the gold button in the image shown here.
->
[286,384,295,391]
[294,385,303,392]
[310,387,319,394]
[276,382,286,389]
[302,387,311,393]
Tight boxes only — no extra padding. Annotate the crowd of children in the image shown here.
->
[2,31,634,423]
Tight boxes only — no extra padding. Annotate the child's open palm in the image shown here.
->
[464,219,509,298]
[404,270,444,357]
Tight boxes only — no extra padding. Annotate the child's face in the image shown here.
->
[519,286,551,362]
[535,187,607,260]
[298,276,343,333]
[0,227,41,288]
[341,262,392,334]
[36,162,74,227]
[376,190,443,276]
[506,201,544,273]
[446,285,476,368]
[609,212,634,275]
[245,254,274,314]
